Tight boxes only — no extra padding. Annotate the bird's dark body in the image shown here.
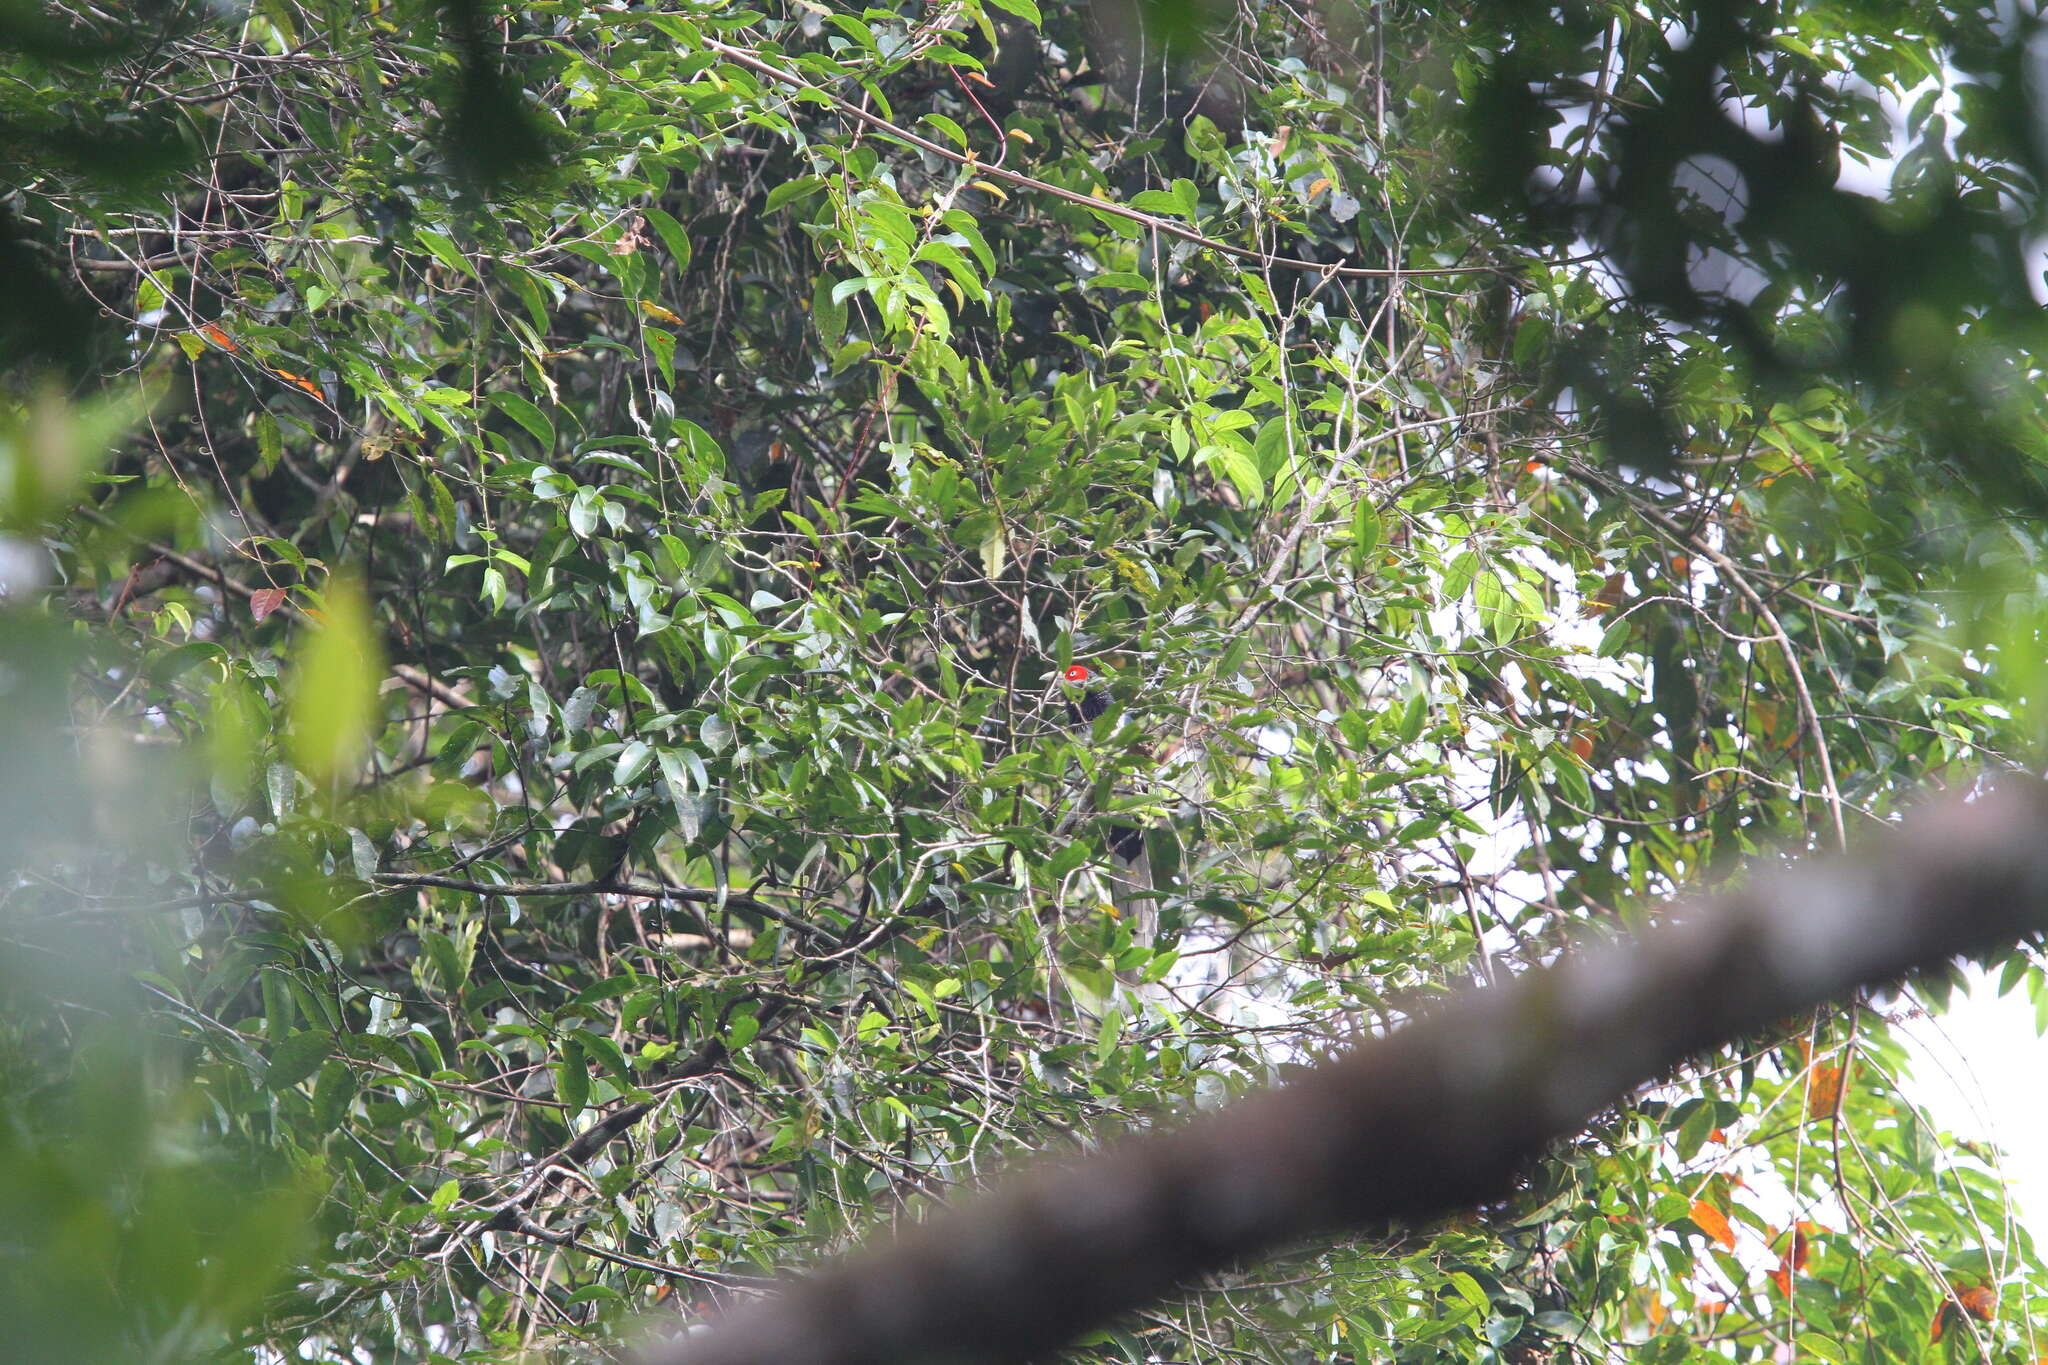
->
[1060,667,1143,862]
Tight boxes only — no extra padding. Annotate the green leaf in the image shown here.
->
[1197,443,1263,505]
[981,0,1040,26]
[488,391,554,448]
[413,226,477,280]
[265,1031,334,1090]
[1127,179,1198,219]
[726,1011,760,1049]
[255,411,282,476]
[922,113,969,148]
[420,928,471,992]
[615,738,653,786]
[311,1057,355,1129]
[1085,271,1153,291]
[642,206,693,272]
[1447,1272,1489,1313]
[571,1028,634,1086]
[765,176,828,213]
[556,1038,590,1113]
[1799,1333,1847,1365]
[1396,688,1428,743]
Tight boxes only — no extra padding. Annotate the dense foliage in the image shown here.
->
[7,0,2048,1362]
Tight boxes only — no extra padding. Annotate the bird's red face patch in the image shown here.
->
[1063,665,1092,684]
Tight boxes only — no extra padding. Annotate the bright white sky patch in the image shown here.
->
[1901,967,2048,1231]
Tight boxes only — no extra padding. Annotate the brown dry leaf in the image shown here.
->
[250,587,289,622]
[610,215,649,256]
[1789,1222,1816,1269]
[1586,572,1626,616]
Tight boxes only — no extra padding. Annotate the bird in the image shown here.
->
[1063,662,1112,725]
[1058,663,1146,865]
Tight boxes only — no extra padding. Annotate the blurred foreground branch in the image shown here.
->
[650,778,2048,1365]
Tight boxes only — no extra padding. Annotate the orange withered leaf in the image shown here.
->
[1806,1062,1845,1118]
[1690,1200,1736,1251]
[271,368,323,398]
[1931,1283,1998,1341]
[1766,1222,1812,1295]
[1959,1284,1998,1320]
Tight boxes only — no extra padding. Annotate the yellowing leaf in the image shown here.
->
[207,676,262,804]
[639,300,683,324]
[7,381,158,524]
[286,573,384,786]
[978,525,1007,580]
[971,180,1009,202]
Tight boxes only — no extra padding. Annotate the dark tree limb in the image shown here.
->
[646,777,2048,1365]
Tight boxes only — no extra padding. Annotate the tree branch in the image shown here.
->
[648,776,2048,1365]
